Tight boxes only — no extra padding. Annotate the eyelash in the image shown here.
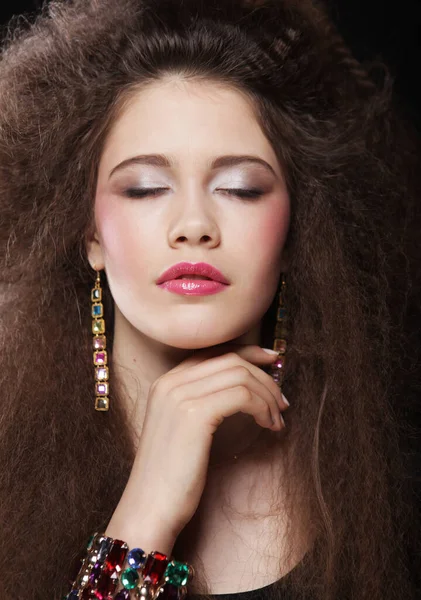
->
[123,187,264,200]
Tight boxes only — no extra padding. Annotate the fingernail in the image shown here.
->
[282,393,290,406]
[262,348,278,355]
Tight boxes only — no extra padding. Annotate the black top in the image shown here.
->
[192,557,304,600]
[204,578,282,600]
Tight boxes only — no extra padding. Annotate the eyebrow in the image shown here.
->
[108,153,277,179]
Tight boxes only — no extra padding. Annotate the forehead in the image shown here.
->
[98,78,281,176]
[113,77,258,124]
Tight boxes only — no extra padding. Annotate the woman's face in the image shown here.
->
[88,78,290,349]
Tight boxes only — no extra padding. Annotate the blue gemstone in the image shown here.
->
[115,591,130,599]
[67,592,79,599]
[127,547,146,569]
[277,307,286,320]
[97,537,113,563]
[93,304,102,316]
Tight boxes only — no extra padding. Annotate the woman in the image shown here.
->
[0,0,418,598]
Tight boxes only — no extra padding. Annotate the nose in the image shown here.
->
[167,188,221,249]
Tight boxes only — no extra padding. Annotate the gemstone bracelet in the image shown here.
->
[64,531,194,599]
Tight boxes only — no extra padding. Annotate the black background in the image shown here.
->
[1,0,420,132]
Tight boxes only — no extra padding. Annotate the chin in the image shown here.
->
[161,330,243,351]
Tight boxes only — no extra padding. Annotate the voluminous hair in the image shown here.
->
[0,1,419,598]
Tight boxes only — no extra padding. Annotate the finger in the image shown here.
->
[197,386,283,432]
[173,365,283,430]
[170,344,279,374]
[169,351,289,412]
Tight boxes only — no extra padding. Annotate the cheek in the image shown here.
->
[257,216,285,250]
[95,198,149,281]
[245,200,290,269]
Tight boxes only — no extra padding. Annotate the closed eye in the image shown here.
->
[123,187,264,200]
[124,187,168,198]
[221,188,264,199]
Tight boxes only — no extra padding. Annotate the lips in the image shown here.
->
[176,275,212,280]
[156,261,230,285]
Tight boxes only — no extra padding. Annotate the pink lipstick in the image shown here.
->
[156,261,230,296]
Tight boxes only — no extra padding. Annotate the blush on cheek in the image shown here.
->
[95,196,144,279]
[256,205,289,260]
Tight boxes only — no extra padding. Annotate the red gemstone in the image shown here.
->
[143,551,170,585]
[94,569,119,599]
[104,540,128,573]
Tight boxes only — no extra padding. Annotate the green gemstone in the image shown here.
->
[86,533,95,550]
[164,561,190,586]
[121,567,139,589]
[92,319,105,334]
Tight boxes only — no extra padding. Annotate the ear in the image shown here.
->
[85,226,105,271]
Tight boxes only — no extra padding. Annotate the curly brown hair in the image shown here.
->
[0,0,419,598]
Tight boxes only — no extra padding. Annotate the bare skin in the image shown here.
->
[174,452,311,594]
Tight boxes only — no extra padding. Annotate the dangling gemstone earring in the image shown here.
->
[91,269,109,411]
[270,273,287,392]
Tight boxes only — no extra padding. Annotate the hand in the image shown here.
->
[105,343,289,553]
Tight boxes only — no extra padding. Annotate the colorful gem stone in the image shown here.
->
[96,569,119,598]
[274,339,287,354]
[143,551,170,585]
[274,338,287,353]
[67,592,79,600]
[164,561,190,586]
[88,561,102,585]
[127,547,146,569]
[91,288,102,302]
[93,351,107,366]
[274,356,284,369]
[104,539,128,573]
[87,540,99,564]
[92,319,105,335]
[121,567,139,589]
[114,591,130,600]
[95,397,109,411]
[92,303,104,318]
[97,537,113,563]
[87,533,99,550]
[271,371,281,383]
[95,382,109,396]
[277,307,286,320]
[95,367,109,381]
[93,335,106,350]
